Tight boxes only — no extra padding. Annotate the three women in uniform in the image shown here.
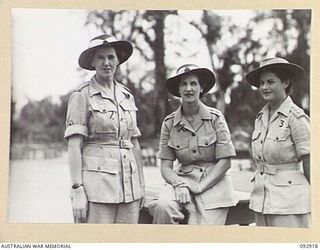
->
[65,34,310,227]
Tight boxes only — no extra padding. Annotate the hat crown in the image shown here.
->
[89,34,118,48]
[259,57,289,68]
[176,64,200,75]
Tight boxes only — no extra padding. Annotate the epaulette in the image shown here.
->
[256,112,263,119]
[164,111,176,121]
[74,83,89,92]
[117,83,132,99]
[208,107,221,117]
[291,105,305,119]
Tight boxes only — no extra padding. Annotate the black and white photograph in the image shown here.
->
[2,5,317,242]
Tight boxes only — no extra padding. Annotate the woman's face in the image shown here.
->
[259,71,288,104]
[91,46,119,81]
[178,73,203,104]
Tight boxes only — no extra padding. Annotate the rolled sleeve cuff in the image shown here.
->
[131,127,142,138]
[295,141,310,158]
[216,144,236,159]
[64,125,88,139]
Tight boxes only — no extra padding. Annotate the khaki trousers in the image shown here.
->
[149,198,229,225]
[86,200,140,224]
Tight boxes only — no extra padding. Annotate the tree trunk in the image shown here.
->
[151,12,169,137]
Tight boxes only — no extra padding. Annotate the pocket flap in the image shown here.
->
[120,99,138,111]
[270,171,308,186]
[176,164,194,175]
[198,133,217,147]
[168,137,189,150]
[82,156,118,174]
[90,101,117,113]
[267,129,290,141]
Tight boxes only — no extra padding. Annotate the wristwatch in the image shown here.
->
[72,183,83,189]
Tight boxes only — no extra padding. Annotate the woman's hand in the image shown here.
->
[173,178,202,194]
[185,180,202,194]
[71,186,88,223]
[174,186,191,204]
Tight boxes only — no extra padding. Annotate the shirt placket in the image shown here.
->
[116,90,133,203]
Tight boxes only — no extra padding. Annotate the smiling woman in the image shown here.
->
[245,57,310,228]
[148,64,237,225]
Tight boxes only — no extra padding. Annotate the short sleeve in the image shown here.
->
[213,114,236,159]
[129,95,141,138]
[64,91,89,139]
[158,120,176,161]
[290,114,310,158]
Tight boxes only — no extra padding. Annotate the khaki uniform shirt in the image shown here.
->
[250,96,310,214]
[159,102,238,209]
[64,76,142,203]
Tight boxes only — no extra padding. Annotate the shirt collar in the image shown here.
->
[257,96,293,117]
[276,96,293,117]
[173,102,212,127]
[88,75,130,102]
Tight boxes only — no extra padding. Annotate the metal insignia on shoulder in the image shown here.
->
[291,105,305,119]
[118,83,133,99]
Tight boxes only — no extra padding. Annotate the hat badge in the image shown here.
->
[184,67,190,72]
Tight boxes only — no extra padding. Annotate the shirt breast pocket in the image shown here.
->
[90,100,117,138]
[267,128,290,142]
[198,133,217,160]
[168,136,189,160]
[119,99,138,131]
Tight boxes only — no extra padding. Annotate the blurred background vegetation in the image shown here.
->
[10,9,310,160]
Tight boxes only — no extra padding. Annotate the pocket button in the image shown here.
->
[97,166,101,170]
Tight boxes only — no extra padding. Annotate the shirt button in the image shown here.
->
[192,133,195,136]
[288,181,292,184]
[199,168,203,172]
[258,156,262,160]
[205,142,208,146]
[260,140,263,144]
[276,137,279,140]
[260,172,263,175]
[193,150,196,153]
[176,145,180,148]
[123,155,126,159]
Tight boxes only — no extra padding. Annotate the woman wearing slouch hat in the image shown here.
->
[246,57,310,227]
[149,64,237,224]
[64,34,145,223]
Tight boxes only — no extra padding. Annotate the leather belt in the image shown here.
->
[256,162,301,175]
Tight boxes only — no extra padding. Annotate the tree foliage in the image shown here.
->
[12,10,310,147]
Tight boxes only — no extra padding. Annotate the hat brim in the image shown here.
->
[78,41,133,70]
[246,63,305,87]
[166,68,216,97]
